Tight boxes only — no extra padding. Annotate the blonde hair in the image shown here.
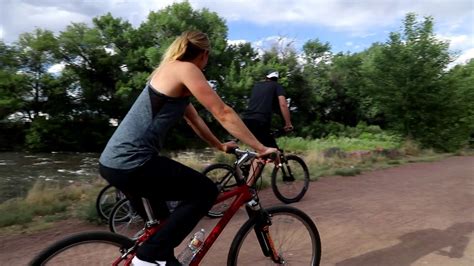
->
[150,31,210,78]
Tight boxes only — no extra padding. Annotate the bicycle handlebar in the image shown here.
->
[228,147,280,168]
[228,148,258,168]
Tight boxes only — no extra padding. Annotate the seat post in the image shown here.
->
[141,198,155,222]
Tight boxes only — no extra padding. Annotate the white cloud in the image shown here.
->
[438,33,473,51]
[3,0,472,43]
[194,0,473,33]
[227,39,248,46]
[451,48,474,66]
[1,0,177,43]
[2,0,472,65]
[249,35,298,56]
[437,33,474,65]
[47,63,65,74]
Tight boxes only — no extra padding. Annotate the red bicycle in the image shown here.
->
[31,149,321,265]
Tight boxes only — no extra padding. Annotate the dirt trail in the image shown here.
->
[1,156,473,265]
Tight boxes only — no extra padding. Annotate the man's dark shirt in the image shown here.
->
[242,80,285,124]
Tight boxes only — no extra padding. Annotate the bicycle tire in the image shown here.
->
[271,154,310,203]
[228,205,321,265]
[30,231,134,265]
[202,163,237,218]
[109,198,145,239]
[96,184,123,221]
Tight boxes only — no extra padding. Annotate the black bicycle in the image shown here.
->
[95,184,126,221]
[204,129,310,218]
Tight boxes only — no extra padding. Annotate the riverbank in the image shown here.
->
[0,147,471,236]
[0,132,472,234]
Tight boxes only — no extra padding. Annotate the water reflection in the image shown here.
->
[0,152,100,203]
[0,149,217,203]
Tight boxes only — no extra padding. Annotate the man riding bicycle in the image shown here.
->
[242,70,294,149]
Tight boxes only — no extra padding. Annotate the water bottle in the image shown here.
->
[177,229,205,265]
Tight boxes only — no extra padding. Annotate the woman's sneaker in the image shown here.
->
[131,256,182,266]
[132,256,157,266]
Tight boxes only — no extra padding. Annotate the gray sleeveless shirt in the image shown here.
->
[99,83,190,169]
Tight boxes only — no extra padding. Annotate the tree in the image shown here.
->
[325,52,365,126]
[367,13,467,150]
[12,29,64,121]
[444,59,474,148]
[0,41,23,120]
[138,1,228,82]
[299,39,333,137]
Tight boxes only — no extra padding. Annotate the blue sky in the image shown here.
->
[1,0,473,66]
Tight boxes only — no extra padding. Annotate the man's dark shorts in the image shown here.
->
[243,119,278,148]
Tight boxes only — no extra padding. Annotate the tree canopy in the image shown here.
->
[0,4,472,152]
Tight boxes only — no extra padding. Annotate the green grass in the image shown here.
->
[0,180,105,231]
[278,132,402,153]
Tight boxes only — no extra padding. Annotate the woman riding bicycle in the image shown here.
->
[98,30,278,266]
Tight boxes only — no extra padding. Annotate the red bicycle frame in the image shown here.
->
[116,150,268,266]
[191,182,254,265]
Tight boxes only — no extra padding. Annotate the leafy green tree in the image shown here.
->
[444,59,474,147]
[57,17,135,120]
[357,43,385,125]
[219,43,259,110]
[325,52,365,126]
[0,41,24,120]
[366,13,468,150]
[138,1,228,82]
[15,29,61,121]
[299,39,333,137]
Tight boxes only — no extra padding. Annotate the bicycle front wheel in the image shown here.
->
[228,205,321,265]
[271,154,310,203]
[96,184,123,220]
[30,231,134,265]
[202,163,237,218]
[109,198,145,239]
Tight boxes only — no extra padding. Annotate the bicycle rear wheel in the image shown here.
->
[202,163,237,218]
[109,198,145,239]
[30,231,134,265]
[96,184,124,220]
[228,205,321,265]
[271,154,310,203]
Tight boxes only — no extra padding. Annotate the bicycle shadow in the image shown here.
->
[335,222,474,266]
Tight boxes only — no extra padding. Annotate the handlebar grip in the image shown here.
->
[226,146,238,154]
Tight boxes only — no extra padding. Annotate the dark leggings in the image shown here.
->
[99,155,218,262]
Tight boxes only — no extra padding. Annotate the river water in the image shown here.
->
[0,149,217,204]
[0,152,100,203]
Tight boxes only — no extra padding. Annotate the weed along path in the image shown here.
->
[1,156,473,265]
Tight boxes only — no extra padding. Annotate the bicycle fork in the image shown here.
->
[279,154,295,183]
[246,200,285,264]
